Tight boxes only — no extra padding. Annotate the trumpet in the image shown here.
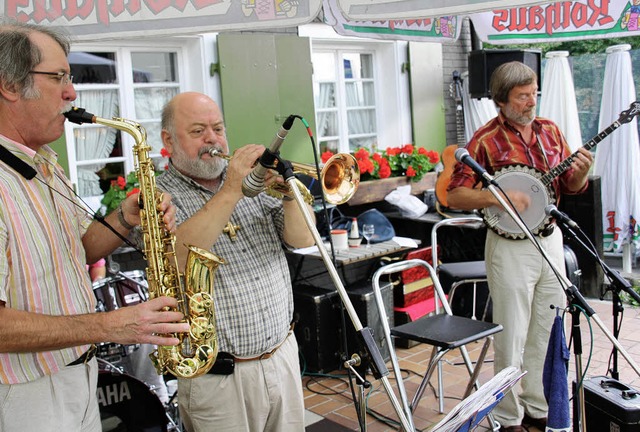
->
[208,149,360,205]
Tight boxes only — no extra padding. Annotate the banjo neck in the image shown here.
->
[539,121,620,186]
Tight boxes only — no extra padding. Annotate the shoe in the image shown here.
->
[498,426,523,432]
[522,413,547,429]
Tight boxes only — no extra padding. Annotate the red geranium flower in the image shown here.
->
[319,144,439,182]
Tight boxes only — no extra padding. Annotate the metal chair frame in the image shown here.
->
[371,259,502,431]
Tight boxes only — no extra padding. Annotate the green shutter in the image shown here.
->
[408,42,446,154]
[217,33,316,164]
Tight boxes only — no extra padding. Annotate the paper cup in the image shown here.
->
[330,229,349,251]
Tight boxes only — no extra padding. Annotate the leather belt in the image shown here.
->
[208,325,294,374]
[232,324,294,363]
[66,344,97,366]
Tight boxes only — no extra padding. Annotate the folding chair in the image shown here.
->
[432,215,490,321]
[430,216,493,413]
[370,259,502,430]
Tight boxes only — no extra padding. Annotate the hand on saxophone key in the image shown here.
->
[106,296,190,346]
[119,191,177,233]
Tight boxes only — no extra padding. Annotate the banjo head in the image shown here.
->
[483,165,555,239]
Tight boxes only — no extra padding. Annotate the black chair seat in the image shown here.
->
[390,314,502,349]
[438,260,486,281]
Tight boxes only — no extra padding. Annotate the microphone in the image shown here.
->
[454,148,496,185]
[545,204,578,229]
[242,115,296,198]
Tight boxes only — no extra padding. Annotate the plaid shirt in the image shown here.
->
[156,163,293,357]
[448,112,586,198]
[0,136,94,384]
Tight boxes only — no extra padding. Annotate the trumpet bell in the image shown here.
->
[320,153,360,205]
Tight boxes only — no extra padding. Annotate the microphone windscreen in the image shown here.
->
[454,147,468,162]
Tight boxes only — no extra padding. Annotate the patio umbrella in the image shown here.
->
[594,44,640,273]
[539,51,583,152]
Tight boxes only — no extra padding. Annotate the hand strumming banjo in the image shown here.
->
[482,101,640,240]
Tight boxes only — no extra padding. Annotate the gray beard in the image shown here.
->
[503,104,535,126]
[171,147,227,180]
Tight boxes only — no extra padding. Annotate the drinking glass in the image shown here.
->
[362,224,375,248]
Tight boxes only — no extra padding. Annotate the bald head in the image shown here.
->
[161,92,222,138]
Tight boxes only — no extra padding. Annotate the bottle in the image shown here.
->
[349,217,359,239]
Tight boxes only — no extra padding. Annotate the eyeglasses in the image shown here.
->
[29,71,74,85]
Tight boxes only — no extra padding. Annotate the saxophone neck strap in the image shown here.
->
[0,143,37,179]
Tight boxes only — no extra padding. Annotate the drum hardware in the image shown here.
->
[93,270,149,363]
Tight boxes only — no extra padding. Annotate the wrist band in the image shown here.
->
[117,205,135,230]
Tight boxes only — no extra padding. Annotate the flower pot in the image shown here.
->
[347,172,436,206]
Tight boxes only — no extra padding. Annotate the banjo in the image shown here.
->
[483,101,640,240]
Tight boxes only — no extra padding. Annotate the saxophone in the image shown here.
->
[65,107,224,379]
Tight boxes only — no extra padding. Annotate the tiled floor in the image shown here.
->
[303,296,640,431]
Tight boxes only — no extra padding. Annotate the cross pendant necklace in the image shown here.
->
[223,221,241,241]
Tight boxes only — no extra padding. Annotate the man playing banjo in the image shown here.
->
[447,61,592,432]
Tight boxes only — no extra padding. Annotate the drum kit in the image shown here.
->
[92,267,183,432]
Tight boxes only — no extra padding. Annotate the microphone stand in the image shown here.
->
[481,179,640,432]
[275,158,413,432]
[558,222,640,381]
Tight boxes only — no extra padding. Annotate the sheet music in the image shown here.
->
[429,367,526,432]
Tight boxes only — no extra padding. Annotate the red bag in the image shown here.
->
[393,247,438,308]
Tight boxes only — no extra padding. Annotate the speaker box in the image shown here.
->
[468,49,542,99]
[559,175,604,298]
[345,280,394,364]
[573,376,640,431]
[293,285,341,373]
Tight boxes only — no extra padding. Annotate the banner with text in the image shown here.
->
[325,0,461,42]
[471,0,640,44]
[0,0,322,40]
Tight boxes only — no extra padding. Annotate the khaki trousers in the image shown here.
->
[485,228,566,427]
[178,333,305,432]
[0,358,100,432]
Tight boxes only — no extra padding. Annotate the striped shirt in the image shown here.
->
[0,135,95,384]
[156,163,293,357]
[448,112,586,197]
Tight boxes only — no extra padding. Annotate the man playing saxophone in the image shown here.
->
[156,92,315,431]
[0,19,189,432]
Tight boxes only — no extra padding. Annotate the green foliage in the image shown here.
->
[620,283,640,307]
[99,171,140,217]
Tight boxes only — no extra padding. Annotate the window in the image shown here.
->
[65,47,183,204]
[313,50,378,154]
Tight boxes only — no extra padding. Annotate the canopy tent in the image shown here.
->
[3,0,639,43]
[539,51,583,152]
[593,44,640,272]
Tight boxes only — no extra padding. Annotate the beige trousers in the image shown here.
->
[178,333,305,432]
[0,358,100,432]
[485,228,566,427]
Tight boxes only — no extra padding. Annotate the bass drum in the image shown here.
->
[564,244,582,291]
[97,370,167,432]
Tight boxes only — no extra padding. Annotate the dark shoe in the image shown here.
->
[522,413,547,429]
[499,426,524,432]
